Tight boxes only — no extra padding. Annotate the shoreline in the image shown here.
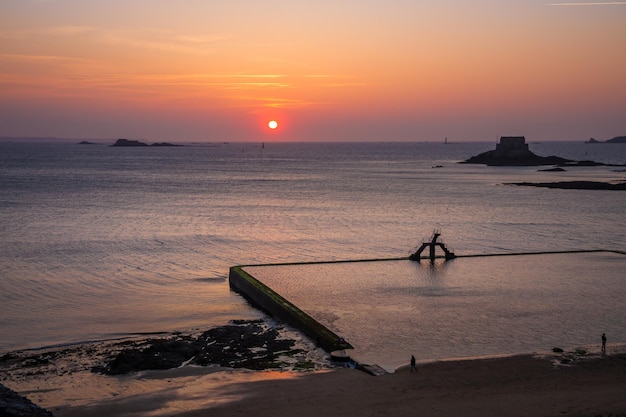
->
[1,331,625,417]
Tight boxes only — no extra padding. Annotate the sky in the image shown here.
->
[1,0,625,142]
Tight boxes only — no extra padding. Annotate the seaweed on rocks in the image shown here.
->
[0,319,327,384]
[94,319,311,375]
[192,321,298,370]
[97,336,203,375]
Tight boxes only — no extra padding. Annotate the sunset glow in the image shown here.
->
[1,1,625,141]
[268,120,278,130]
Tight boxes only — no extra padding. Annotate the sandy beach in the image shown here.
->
[206,353,626,417]
[2,341,625,417]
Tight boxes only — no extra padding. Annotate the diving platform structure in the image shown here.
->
[409,230,456,262]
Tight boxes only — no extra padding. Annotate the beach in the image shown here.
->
[2,340,625,417]
[205,353,626,417]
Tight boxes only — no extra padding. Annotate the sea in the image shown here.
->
[1,140,625,367]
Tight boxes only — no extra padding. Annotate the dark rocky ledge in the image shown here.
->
[93,319,311,374]
[0,319,330,415]
[110,139,181,147]
[506,181,626,190]
[0,320,325,381]
[0,384,55,417]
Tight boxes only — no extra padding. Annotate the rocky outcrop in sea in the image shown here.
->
[587,136,626,144]
[463,136,621,166]
[110,138,181,147]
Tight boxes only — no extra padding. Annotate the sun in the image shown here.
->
[268,120,278,130]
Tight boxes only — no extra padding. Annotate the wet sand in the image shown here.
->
[191,353,626,417]
[2,345,625,417]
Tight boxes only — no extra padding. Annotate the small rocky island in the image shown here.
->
[586,136,626,144]
[462,136,569,166]
[463,136,617,167]
[464,137,626,190]
[110,138,181,147]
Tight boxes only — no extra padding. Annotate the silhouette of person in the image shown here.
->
[410,355,416,373]
[602,333,607,355]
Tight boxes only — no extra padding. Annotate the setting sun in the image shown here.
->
[1,2,625,141]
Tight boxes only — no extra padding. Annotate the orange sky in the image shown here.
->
[1,0,625,141]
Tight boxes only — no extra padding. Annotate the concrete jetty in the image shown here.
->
[229,247,624,375]
[229,266,352,354]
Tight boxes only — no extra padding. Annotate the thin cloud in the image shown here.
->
[321,82,371,88]
[0,25,230,56]
[121,73,291,89]
[101,29,230,55]
[219,82,291,89]
[548,2,626,5]
[0,53,94,63]
[0,26,95,40]
[0,53,103,78]
[230,95,323,109]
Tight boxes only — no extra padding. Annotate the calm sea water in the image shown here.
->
[246,252,626,371]
[1,140,624,356]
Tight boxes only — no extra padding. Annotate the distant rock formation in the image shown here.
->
[463,136,621,167]
[110,139,181,147]
[607,136,626,143]
[462,137,572,166]
[111,138,148,147]
[78,140,96,145]
[507,181,626,191]
[151,142,181,147]
[586,136,626,144]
